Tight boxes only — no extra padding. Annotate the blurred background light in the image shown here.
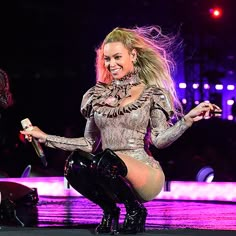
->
[227,85,235,90]
[179,82,186,88]
[204,84,210,89]
[215,84,223,90]
[209,7,223,19]
[196,166,215,183]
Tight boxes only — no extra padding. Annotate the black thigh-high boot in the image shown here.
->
[64,149,120,234]
[96,149,148,234]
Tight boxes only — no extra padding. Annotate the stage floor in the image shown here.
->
[0,177,236,235]
[1,196,236,235]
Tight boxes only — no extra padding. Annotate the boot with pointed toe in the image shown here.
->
[95,149,148,234]
[64,149,121,234]
[95,206,120,234]
[121,200,147,234]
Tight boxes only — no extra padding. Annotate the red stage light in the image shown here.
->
[209,7,223,19]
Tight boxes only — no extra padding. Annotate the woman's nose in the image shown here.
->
[109,58,116,66]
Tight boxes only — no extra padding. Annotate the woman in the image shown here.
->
[21,26,221,234]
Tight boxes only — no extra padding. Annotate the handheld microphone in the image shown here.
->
[21,118,48,167]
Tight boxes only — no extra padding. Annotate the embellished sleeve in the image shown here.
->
[150,88,190,149]
[80,86,96,118]
[45,135,95,152]
[45,86,101,152]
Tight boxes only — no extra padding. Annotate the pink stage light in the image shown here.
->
[228,115,233,120]
[0,177,236,203]
[192,83,199,89]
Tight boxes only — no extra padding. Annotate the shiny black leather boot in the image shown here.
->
[96,149,148,234]
[122,200,147,234]
[64,149,120,234]
[107,175,148,234]
[95,206,120,234]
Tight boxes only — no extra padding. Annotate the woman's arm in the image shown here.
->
[21,117,101,153]
[150,102,221,149]
[150,109,190,149]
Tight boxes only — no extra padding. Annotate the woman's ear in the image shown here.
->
[131,49,137,62]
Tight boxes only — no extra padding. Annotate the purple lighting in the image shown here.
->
[0,177,235,203]
[159,181,236,202]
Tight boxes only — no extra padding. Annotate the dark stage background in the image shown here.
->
[0,0,236,181]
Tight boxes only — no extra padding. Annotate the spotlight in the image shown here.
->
[209,7,223,19]
[196,166,214,182]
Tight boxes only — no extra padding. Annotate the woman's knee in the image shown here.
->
[96,149,128,178]
[64,149,94,179]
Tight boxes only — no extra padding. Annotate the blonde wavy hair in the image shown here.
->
[95,25,183,116]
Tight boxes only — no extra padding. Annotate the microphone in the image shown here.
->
[21,118,48,167]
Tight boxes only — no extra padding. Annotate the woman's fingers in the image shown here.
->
[20,130,33,142]
[196,102,222,119]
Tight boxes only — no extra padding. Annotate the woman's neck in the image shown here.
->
[111,71,142,87]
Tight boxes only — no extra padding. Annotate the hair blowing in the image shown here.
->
[95,25,183,117]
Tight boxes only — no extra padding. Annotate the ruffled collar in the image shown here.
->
[111,71,142,88]
[102,71,142,107]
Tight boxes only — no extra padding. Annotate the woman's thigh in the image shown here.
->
[116,152,165,201]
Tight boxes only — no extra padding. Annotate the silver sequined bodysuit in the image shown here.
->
[45,76,190,169]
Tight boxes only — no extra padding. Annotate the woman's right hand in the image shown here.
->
[184,101,222,126]
[20,126,48,144]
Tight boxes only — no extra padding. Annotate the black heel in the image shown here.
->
[139,207,147,232]
[64,149,121,235]
[121,203,147,234]
[95,207,120,234]
[95,149,148,234]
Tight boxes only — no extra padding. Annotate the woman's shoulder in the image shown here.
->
[82,82,107,100]
[81,82,107,118]
[148,85,174,118]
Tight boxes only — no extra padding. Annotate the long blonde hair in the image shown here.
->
[95,25,183,116]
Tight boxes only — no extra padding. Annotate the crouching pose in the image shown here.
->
[21,25,221,234]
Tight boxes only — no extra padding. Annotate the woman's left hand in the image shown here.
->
[183,102,222,126]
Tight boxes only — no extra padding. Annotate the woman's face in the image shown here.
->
[103,42,136,80]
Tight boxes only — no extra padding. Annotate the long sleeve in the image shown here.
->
[45,117,101,152]
[149,87,190,149]
[150,108,190,149]
[45,85,101,152]
[45,135,93,152]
